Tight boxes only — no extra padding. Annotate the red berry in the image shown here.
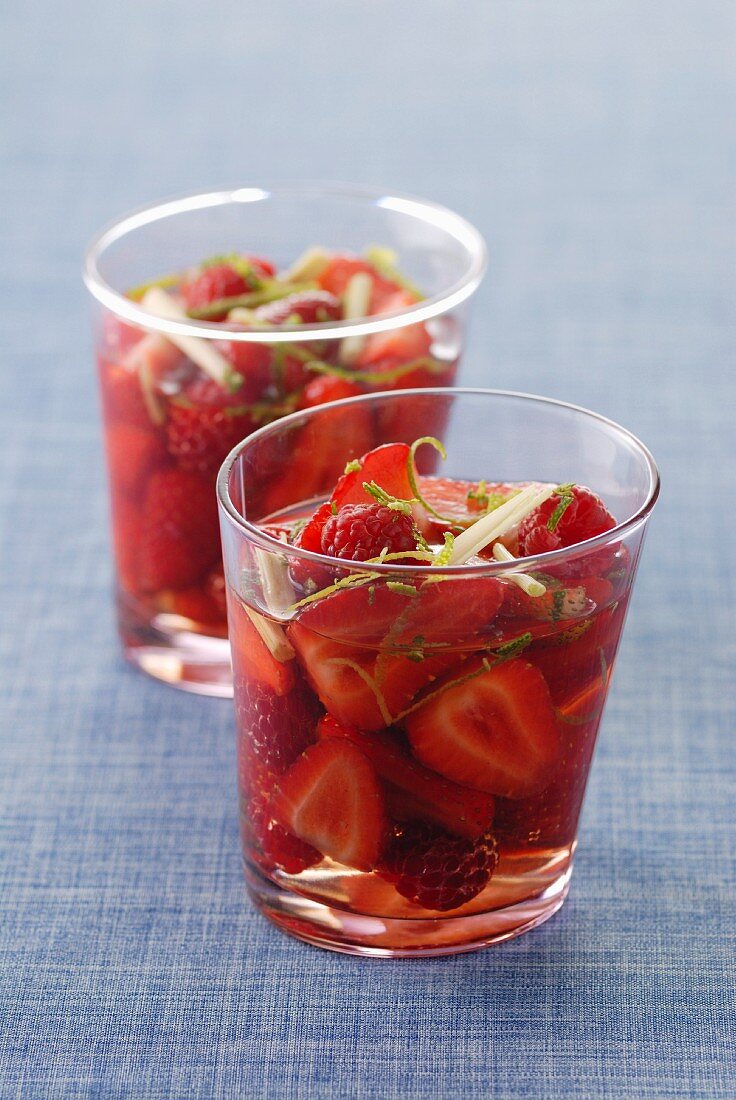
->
[517,485,616,573]
[255,290,342,326]
[378,823,499,912]
[299,375,362,408]
[240,757,322,874]
[100,364,154,430]
[235,679,320,777]
[137,468,220,591]
[105,423,167,500]
[321,503,418,563]
[182,264,250,318]
[166,377,256,476]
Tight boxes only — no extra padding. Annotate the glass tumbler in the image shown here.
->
[83,184,486,695]
[217,389,660,956]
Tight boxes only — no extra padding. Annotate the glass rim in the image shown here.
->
[216,386,661,577]
[82,181,488,344]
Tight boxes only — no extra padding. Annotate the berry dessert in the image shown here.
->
[97,246,458,657]
[228,436,635,951]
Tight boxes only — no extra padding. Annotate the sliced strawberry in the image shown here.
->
[357,291,431,366]
[298,375,363,408]
[316,255,400,312]
[329,442,415,509]
[529,599,627,708]
[182,263,251,319]
[288,622,387,730]
[99,363,153,429]
[109,495,142,594]
[105,423,167,500]
[317,716,495,840]
[216,340,273,400]
[294,582,413,644]
[406,658,562,799]
[229,597,296,696]
[273,740,387,871]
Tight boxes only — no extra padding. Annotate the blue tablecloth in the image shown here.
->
[2,2,734,1096]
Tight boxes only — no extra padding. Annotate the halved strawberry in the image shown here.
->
[357,291,431,366]
[105,423,167,500]
[273,739,387,871]
[288,621,388,730]
[405,659,561,799]
[229,596,296,696]
[329,442,415,509]
[317,715,495,840]
[529,599,627,708]
[316,255,400,313]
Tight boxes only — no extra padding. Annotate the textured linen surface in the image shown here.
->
[1,2,734,1097]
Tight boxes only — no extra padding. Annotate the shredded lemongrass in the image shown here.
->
[447,484,556,565]
[491,543,547,597]
[338,272,373,364]
[255,546,297,621]
[244,606,295,662]
[227,306,258,324]
[280,246,331,283]
[132,339,166,424]
[141,287,233,386]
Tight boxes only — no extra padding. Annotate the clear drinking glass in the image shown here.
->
[83,184,486,695]
[218,388,659,956]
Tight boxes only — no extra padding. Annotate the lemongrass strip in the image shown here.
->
[244,605,295,662]
[280,246,331,283]
[448,484,555,565]
[227,306,258,324]
[131,339,167,425]
[491,543,546,597]
[338,272,373,364]
[141,287,232,385]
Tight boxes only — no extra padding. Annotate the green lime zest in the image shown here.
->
[491,631,533,663]
[386,581,420,597]
[325,658,392,726]
[186,280,315,320]
[406,436,450,521]
[396,657,493,722]
[343,459,361,475]
[127,273,182,301]
[547,483,575,532]
[199,253,262,287]
[306,356,446,387]
[362,481,418,515]
[432,532,455,566]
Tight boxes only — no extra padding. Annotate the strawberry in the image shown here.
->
[298,375,363,408]
[101,315,144,357]
[137,468,220,591]
[109,496,142,594]
[216,340,273,400]
[155,585,225,628]
[378,822,499,912]
[239,756,321,874]
[273,739,387,871]
[182,263,252,319]
[529,599,627,708]
[405,659,562,799]
[100,363,153,429]
[417,477,522,529]
[288,622,388,730]
[105,423,167,500]
[316,255,401,313]
[357,291,431,365]
[229,598,296,697]
[329,442,415,510]
[166,377,256,477]
[317,715,495,840]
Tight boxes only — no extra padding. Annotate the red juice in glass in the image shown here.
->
[218,390,659,956]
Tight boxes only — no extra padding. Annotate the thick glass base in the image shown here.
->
[243,855,573,958]
[117,591,233,697]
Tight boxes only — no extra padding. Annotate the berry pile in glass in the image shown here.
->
[98,247,457,673]
[226,434,640,954]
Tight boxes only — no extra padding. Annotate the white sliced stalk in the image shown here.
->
[244,606,295,663]
[448,484,556,565]
[280,246,331,283]
[141,287,232,386]
[491,543,547,597]
[255,546,297,620]
[338,271,373,364]
[124,336,167,425]
[227,306,258,324]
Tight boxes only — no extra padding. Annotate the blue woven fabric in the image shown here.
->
[1,2,734,1096]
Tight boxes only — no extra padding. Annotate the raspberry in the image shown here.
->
[182,264,251,318]
[378,823,499,912]
[321,503,418,563]
[235,678,321,777]
[517,485,616,576]
[166,377,256,476]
